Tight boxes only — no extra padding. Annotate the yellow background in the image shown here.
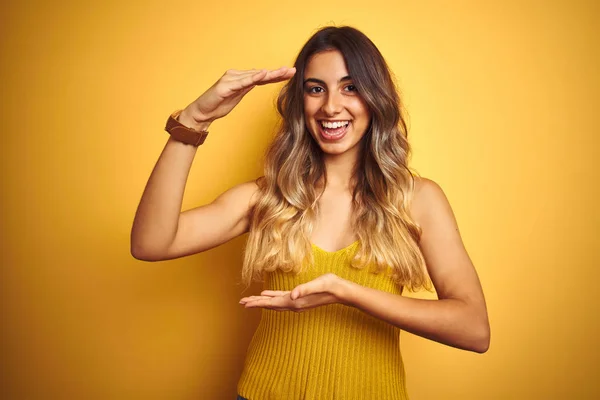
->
[1,0,599,398]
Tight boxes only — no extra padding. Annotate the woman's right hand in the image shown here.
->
[179,67,296,129]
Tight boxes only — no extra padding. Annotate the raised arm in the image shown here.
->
[130,67,295,261]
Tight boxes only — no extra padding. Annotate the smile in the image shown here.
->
[320,120,350,129]
[318,120,350,140]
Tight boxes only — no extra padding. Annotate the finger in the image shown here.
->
[239,295,271,304]
[245,302,289,311]
[227,69,267,92]
[223,69,263,82]
[227,67,293,94]
[260,290,290,296]
[224,68,259,76]
[229,66,288,77]
[291,280,325,300]
[245,294,291,309]
[223,66,291,86]
[244,300,268,308]
[290,288,301,301]
[244,299,278,309]
[291,283,311,300]
[241,295,271,301]
[255,67,296,86]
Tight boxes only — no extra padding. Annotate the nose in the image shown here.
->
[322,90,343,116]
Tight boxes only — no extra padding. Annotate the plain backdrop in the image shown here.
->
[1,0,598,398]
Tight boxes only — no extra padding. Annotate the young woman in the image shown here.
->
[131,26,490,400]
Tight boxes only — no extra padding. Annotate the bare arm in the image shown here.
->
[130,137,259,260]
[130,119,205,261]
[241,178,491,353]
[337,178,490,352]
[130,67,295,261]
[157,178,259,261]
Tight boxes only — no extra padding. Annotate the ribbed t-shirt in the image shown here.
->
[237,241,409,400]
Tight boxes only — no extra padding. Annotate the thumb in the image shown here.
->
[291,285,305,300]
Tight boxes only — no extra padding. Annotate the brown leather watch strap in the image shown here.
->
[165,110,209,146]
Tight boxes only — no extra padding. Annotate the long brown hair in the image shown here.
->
[242,26,430,291]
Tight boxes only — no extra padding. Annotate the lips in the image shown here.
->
[318,121,349,141]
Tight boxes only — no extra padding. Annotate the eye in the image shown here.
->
[307,86,324,94]
[344,84,357,92]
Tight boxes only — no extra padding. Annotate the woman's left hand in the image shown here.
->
[239,273,348,312]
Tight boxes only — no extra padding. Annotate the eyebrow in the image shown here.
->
[303,76,352,85]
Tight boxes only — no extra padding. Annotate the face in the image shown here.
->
[303,50,371,158]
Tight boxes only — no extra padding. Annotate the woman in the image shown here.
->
[131,26,490,400]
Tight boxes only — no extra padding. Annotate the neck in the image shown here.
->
[319,147,361,191]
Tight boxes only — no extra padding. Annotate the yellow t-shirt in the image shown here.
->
[237,241,409,400]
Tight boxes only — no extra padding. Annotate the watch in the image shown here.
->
[164,110,209,146]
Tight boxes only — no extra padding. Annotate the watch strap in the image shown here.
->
[165,110,209,146]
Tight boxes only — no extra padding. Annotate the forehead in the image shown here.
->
[304,50,349,79]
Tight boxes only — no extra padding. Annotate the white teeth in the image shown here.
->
[320,120,350,129]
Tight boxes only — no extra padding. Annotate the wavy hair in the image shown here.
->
[242,26,431,291]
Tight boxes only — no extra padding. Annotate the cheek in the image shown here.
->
[302,100,315,135]
[303,97,320,118]
[350,99,370,117]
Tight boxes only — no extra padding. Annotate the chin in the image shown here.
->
[319,141,349,152]
[315,138,364,157]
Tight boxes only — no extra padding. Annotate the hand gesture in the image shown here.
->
[239,273,346,312]
[180,67,296,128]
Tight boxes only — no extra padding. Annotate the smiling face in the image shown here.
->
[303,50,371,159]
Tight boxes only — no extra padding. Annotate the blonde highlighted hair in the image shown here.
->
[242,26,431,292]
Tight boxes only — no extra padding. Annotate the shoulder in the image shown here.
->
[412,176,445,201]
[214,177,261,210]
[410,176,453,229]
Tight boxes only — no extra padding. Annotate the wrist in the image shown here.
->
[334,276,357,306]
[178,108,212,132]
